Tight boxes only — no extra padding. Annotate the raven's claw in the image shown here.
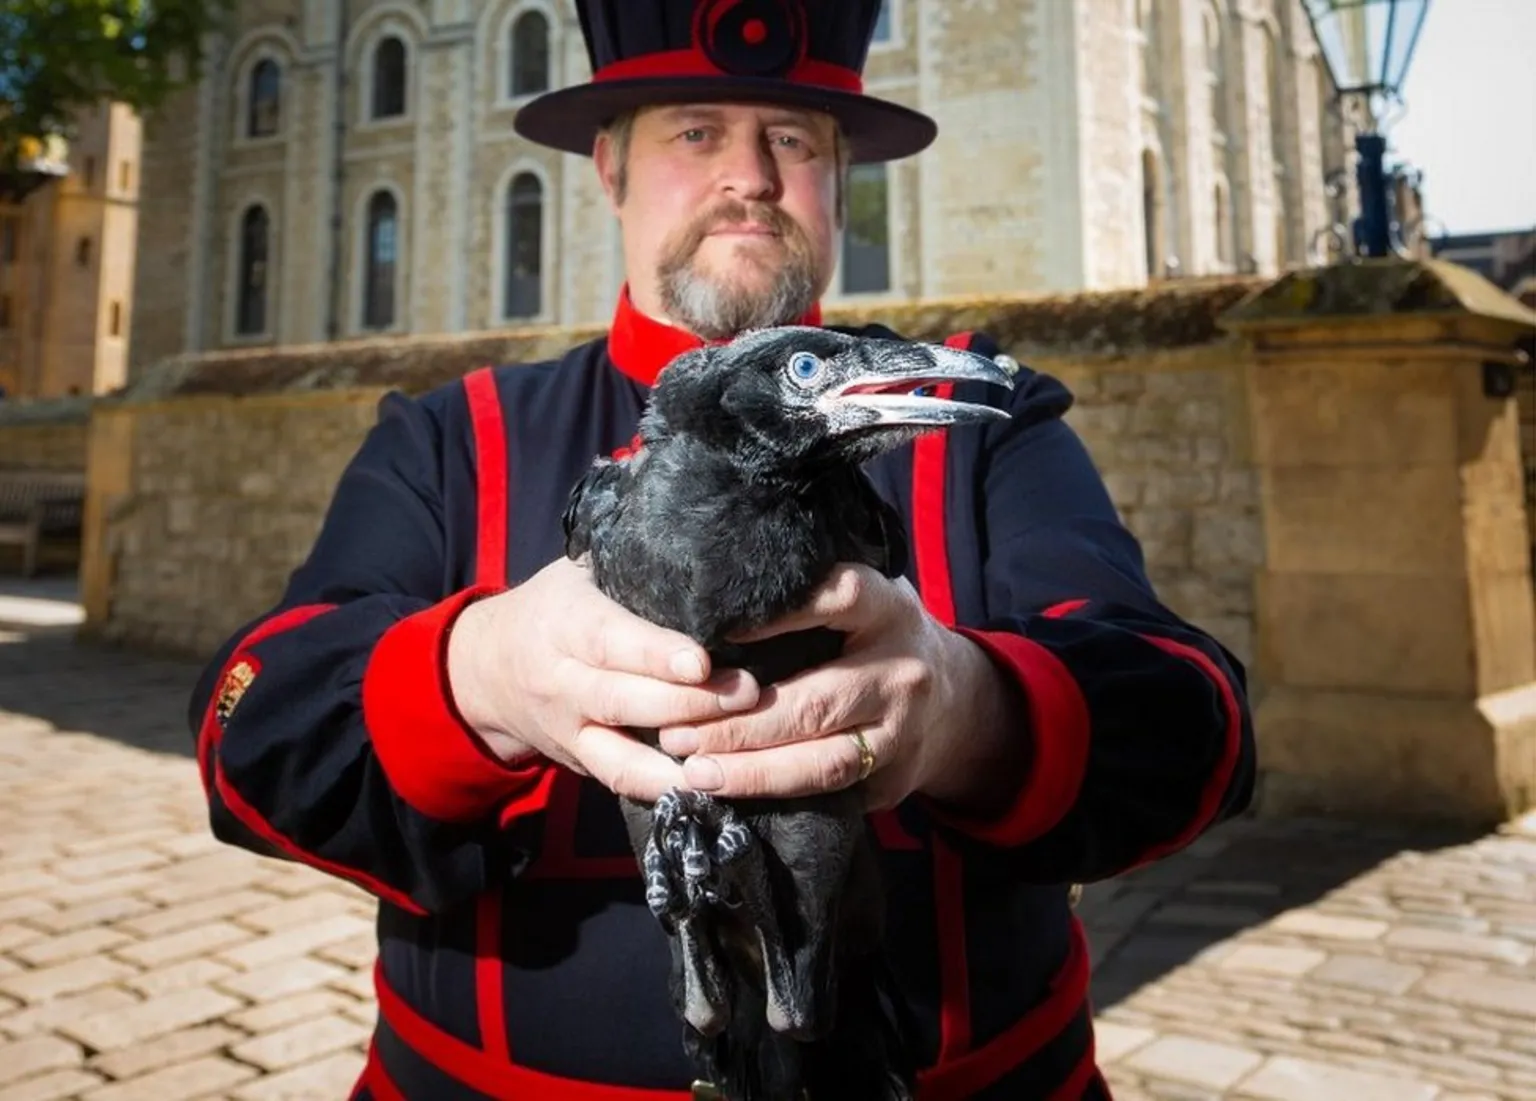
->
[642,789,758,925]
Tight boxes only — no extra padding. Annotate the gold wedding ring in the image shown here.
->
[849,728,877,782]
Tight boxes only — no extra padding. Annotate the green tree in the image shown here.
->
[1,0,233,191]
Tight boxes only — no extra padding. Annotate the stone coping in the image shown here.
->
[104,278,1266,403]
[1222,257,1536,332]
[0,395,93,425]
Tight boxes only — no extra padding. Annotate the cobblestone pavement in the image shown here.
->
[0,581,1533,1100]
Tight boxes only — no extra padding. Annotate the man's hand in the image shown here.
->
[655,563,1029,815]
[445,557,760,802]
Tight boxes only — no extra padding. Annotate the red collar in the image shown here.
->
[606,285,823,387]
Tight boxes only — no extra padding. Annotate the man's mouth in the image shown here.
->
[708,223,779,237]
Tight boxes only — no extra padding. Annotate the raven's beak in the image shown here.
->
[818,342,1015,434]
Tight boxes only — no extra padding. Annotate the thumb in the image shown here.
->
[570,723,687,803]
[726,563,879,643]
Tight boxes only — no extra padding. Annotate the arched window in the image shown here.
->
[372,36,408,119]
[363,190,398,329]
[503,173,543,319]
[237,205,270,336]
[842,163,890,294]
[510,11,551,98]
[249,59,281,138]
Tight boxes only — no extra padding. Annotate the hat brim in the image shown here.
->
[512,77,938,164]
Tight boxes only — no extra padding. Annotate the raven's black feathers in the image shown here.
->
[563,325,1013,1101]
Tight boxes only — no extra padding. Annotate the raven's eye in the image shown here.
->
[787,351,822,385]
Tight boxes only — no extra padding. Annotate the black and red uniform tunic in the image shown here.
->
[190,290,1255,1100]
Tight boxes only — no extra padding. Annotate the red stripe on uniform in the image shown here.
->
[936,628,1092,847]
[1047,1043,1106,1100]
[1043,598,1089,619]
[373,923,1094,1100]
[358,1042,408,1101]
[917,919,1093,1100]
[911,345,970,1062]
[476,893,510,1062]
[196,604,430,914]
[465,365,517,1064]
[1128,635,1245,868]
[211,757,426,915]
[465,367,510,590]
[375,962,695,1100]
[196,604,336,788]
[911,407,957,626]
[930,836,971,1062]
[523,772,642,879]
[363,586,552,823]
[594,49,863,93]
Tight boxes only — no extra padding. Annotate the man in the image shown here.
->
[189,2,1256,1098]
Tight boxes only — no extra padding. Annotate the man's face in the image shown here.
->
[597,102,842,340]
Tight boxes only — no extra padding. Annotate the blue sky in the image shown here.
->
[1390,0,1536,236]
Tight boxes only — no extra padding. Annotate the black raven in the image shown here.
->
[562,326,1014,1101]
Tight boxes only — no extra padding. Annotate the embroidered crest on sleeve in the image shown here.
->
[215,660,257,726]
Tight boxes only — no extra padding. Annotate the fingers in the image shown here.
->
[679,727,889,800]
[725,563,885,643]
[570,723,689,803]
[657,664,881,756]
[558,579,713,684]
[576,663,760,731]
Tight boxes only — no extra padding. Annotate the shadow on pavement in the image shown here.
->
[1083,811,1487,1015]
[0,571,202,759]
[0,572,1499,1027]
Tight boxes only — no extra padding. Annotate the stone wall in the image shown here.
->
[92,391,385,657]
[1055,350,1260,671]
[85,280,1267,674]
[0,398,92,471]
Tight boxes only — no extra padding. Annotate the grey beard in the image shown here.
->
[659,257,819,341]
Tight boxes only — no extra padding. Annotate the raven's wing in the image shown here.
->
[561,456,626,560]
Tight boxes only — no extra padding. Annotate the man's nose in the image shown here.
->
[715,135,780,200]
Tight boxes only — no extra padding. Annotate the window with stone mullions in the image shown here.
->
[237,206,270,335]
[511,11,550,97]
[373,37,407,119]
[249,60,280,138]
[364,192,398,329]
[504,174,542,319]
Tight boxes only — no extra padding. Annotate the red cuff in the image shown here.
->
[923,627,1091,847]
[363,586,554,823]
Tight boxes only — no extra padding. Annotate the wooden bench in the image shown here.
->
[0,469,85,577]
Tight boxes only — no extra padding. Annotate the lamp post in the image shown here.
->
[1301,0,1432,258]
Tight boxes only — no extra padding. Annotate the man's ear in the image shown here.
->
[594,132,622,215]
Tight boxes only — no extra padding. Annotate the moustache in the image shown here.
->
[677,201,803,253]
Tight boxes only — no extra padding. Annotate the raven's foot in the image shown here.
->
[643,790,759,925]
[643,838,683,925]
[714,812,753,866]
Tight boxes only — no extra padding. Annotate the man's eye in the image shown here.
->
[681,128,708,142]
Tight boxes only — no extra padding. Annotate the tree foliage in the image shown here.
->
[0,0,233,179]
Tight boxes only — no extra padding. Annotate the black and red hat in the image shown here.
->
[512,0,937,164]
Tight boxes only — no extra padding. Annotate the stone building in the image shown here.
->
[0,103,142,398]
[129,0,1348,373]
